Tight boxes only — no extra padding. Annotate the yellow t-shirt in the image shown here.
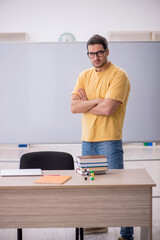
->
[72,63,130,142]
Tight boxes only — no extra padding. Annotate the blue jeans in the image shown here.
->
[82,140,134,240]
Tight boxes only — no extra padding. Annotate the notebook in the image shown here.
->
[34,175,71,184]
[1,168,42,177]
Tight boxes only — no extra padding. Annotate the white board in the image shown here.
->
[0,42,160,143]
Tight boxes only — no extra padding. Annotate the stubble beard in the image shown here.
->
[92,58,107,69]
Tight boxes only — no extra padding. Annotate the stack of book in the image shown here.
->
[76,155,108,175]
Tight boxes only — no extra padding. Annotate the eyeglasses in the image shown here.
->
[87,50,106,58]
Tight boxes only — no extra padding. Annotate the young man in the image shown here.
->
[71,35,133,240]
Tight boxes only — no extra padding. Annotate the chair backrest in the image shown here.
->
[19,151,74,170]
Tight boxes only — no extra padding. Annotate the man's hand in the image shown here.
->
[76,88,104,105]
[76,88,88,100]
[71,88,103,114]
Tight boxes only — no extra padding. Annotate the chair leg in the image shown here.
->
[80,228,84,240]
[17,228,22,240]
[18,227,80,240]
[75,227,79,240]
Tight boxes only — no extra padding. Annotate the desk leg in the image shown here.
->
[141,188,152,240]
[141,226,151,240]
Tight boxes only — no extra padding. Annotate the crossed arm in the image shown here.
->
[71,88,121,116]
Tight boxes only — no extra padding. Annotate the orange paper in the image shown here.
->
[34,175,71,184]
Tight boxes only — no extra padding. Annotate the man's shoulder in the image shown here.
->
[79,67,95,77]
[111,63,128,77]
[109,63,130,88]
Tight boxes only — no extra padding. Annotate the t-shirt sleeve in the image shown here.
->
[72,72,85,95]
[105,72,130,103]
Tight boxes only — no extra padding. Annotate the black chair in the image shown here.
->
[17,151,83,240]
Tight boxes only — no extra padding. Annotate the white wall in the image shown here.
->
[0,0,160,42]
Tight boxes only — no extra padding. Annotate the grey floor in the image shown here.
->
[0,143,160,240]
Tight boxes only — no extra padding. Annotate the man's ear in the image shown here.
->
[106,49,109,57]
